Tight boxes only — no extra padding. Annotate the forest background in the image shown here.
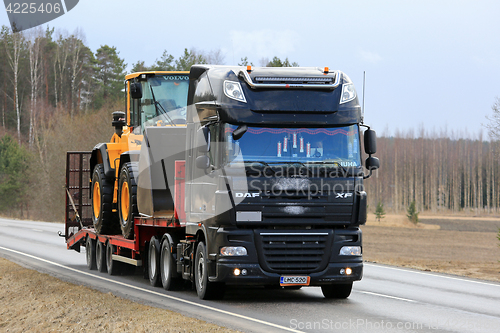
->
[0,26,499,222]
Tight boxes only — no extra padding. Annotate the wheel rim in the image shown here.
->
[96,242,102,267]
[197,251,204,290]
[86,239,91,263]
[162,245,170,281]
[121,181,130,222]
[93,182,101,218]
[150,245,157,277]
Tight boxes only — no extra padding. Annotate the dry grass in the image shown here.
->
[0,258,238,333]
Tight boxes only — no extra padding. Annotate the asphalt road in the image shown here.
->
[1,218,500,333]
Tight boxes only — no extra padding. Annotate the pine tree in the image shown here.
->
[407,201,419,224]
[375,201,385,222]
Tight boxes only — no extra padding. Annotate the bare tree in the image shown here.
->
[485,97,500,141]
[4,29,24,144]
[27,27,43,147]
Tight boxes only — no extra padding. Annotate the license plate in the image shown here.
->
[280,276,310,286]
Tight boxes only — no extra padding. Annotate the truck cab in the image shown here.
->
[182,65,379,298]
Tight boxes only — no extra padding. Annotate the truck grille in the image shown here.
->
[258,232,330,273]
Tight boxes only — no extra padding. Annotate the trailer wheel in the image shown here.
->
[160,238,182,290]
[92,164,118,234]
[85,237,96,270]
[148,236,161,286]
[106,241,122,275]
[195,242,225,300]
[118,162,138,239]
[321,282,353,299]
[95,240,107,273]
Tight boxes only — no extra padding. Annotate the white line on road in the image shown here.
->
[0,246,304,333]
[357,290,417,303]
[365,263,500,287]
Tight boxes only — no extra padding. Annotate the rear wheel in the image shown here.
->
[95,240,107,273]
[85,237,96,270]
[195,242,225,300]
[160,237,182,290]
[92,164,118,234]
[106,241,122,275]
[148,236,161,286]
[118,162,138,239]
[321,282,353,299]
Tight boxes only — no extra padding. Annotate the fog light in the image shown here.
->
[340,267,353,275]
[241,269,247,275]
[339,246,361,256]
[234,268,241,276]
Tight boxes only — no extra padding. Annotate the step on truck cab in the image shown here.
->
[64,66,379,300]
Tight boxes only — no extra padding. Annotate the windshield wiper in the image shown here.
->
[241,161,276,176]
[266,161,314,177]
[150,85,176,126]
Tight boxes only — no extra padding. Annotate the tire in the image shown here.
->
[92,164,118,234]
[85,237,96,270]
[160,237,182,290]
[118,162,138,239]
[195,242,225,300]
[148,236,161,287]
[96,240,107,273]
[321,282,353,299]
[106,241,122,275]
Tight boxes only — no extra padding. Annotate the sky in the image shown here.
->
[1,0,499,138]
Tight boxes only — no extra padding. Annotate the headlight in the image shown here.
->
[339,246,361,256]
[224,80,247,103]
[340,83,356,104]
[220,246,248,256]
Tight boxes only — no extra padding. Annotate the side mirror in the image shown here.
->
[232,125,248,141]
[197,127,210,153]
[196,155,210,169]
[364,129,377,155]
[365,156,380,171]
[130,82,142,99]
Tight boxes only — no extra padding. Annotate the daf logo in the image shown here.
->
[235,193,260,198]
[335,193,353,199]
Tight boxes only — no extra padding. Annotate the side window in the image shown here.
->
[208,124,219,168]
[128,80,140,129]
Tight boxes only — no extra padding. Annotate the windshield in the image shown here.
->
[140,74,189,126]
[224,125,361,167]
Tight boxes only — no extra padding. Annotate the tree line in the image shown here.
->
[365,128,500,214]
[0,25,300,220]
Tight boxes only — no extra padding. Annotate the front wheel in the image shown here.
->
[195,242,225,300]
[91,164,118,234]
[118,162,138,239]
[321,282,353,299]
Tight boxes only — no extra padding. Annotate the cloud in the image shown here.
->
[230,29,299,61]
[358,50,382,64]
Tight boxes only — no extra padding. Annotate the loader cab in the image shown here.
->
[126,72,190,131]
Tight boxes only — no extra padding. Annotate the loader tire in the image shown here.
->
[91,164,118,234]
[118,162,138,239]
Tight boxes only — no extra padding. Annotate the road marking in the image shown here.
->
[365,263,500,287]
[357,290,416,303]
[0,246,304,333]
[31,229,43,232]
